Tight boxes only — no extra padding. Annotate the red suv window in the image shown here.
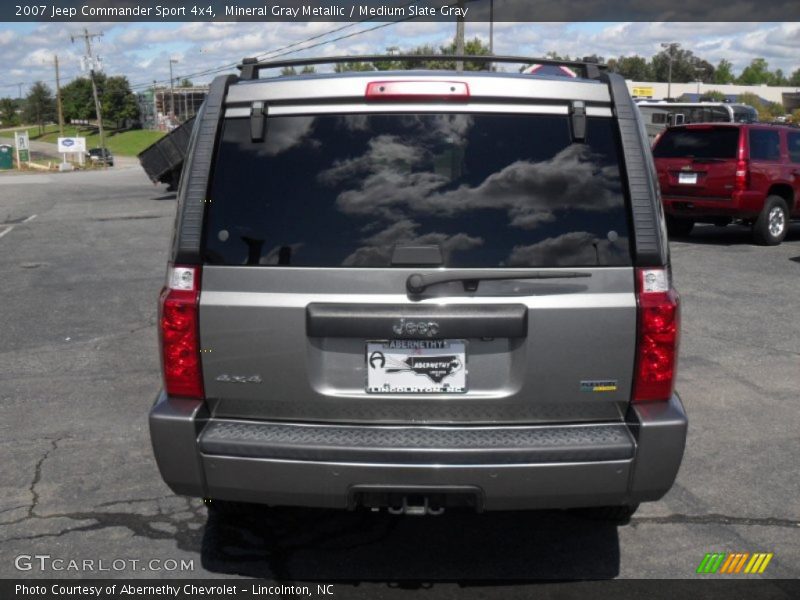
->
[749,129,780,161]
[787,132,800,164]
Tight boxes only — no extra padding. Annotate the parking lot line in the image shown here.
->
[22,214,37,223]
[0,226,13,239]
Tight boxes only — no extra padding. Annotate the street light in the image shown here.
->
[661,42,680,100]
[695,66,706,96]
[168,58,179,122]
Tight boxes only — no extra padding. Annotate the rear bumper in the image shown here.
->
[149,391,687,511]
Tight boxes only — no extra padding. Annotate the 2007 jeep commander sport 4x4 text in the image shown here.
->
[150,55,686,519]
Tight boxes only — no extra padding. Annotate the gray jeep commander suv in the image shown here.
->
[150,55,686,519]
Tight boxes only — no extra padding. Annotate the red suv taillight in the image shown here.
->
[159,265,204,399]
[633,268,680,403]
[734,158,749,192]
[734,129,749,192]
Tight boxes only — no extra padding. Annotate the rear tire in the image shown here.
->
[666,216,694,238]
[753,196,789,246]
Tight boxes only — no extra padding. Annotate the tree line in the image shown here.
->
[0,74,139,135]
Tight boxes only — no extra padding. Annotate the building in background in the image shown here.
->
[138,85,208,130]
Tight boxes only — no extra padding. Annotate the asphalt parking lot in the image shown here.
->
[0,166,798,589]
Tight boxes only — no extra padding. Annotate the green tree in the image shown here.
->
[99,76,139,127]
[699,89,727,102]
[609,55,653,80]
[772,69,788,86]
[374,44,439,71]
[652,47,714,84]
[441,36,493,71]
[60,77,95,122]
[737,92,763,109]
[789,68,800,86]
[0,97,19,126]
[179,78,193,87]
[713,59,735,84]
[736,91,782,121]
[280,66,316,75]
[23,81,55,135]
[365,38,493,72]
[334,61,375,73]
[737,58,773,85]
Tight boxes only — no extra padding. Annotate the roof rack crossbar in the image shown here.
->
[237,55,607,81]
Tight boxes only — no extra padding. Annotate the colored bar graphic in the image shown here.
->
[700,552,773,575]
[696,553,713,573]
[697,553,727,574]
[733,553,750,573]
[758,553,773,573]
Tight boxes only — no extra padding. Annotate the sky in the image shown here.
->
[0,21,798,97]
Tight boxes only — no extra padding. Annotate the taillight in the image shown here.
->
[735,159,749,192]
[365,80,469,102]
[633,268,680,403]
[159,265,204,399]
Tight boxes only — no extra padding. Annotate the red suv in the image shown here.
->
[653,123,800,245]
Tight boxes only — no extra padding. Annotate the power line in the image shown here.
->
[1,0,444,97]
[128,0,427,91]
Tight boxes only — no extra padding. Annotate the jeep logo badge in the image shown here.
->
[392,318,440,338]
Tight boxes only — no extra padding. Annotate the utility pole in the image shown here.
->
[489,0,494,72]
[152,80,158,129]
[455,0,465,72]
[71,28,107,168]
[661,42,680,100]
[169,58,179,124]
[16,83,23,99]
[54,55,64,138]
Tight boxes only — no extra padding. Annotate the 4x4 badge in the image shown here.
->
[392,318,440,337]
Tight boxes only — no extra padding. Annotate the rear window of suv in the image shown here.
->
[203,113,632,268]
[653,127,740,159]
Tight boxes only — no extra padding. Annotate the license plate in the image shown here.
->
[678,172,698,184]
[366,340,466,394]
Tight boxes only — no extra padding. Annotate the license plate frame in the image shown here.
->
[365,339,467,394]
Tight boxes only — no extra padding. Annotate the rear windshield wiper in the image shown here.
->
[406,269,591,294]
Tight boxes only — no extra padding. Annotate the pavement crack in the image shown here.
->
[632,513,800,528]
[1,503,206,547]
[94,495,177,508]
[28,437,63,519]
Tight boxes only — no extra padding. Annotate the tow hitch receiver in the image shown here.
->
[387,494,445,516]
[350,487,482,514]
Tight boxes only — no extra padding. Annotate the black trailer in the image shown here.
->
[137,117,195,190]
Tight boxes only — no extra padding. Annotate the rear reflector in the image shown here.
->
[633,268,680,403]
[159,265,204,399]
[365,80,469,102]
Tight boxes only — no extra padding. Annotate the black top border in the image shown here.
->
[3,0,798,22]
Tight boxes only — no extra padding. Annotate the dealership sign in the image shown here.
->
[57,137,87,153]
[14,131,30,163]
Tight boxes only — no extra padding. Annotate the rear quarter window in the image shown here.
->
[653,128,740,159]
[788,132,800,164]
[749,129,781,161]
[202,113,632,268]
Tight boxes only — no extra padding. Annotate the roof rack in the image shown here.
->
[237,54,607,81]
